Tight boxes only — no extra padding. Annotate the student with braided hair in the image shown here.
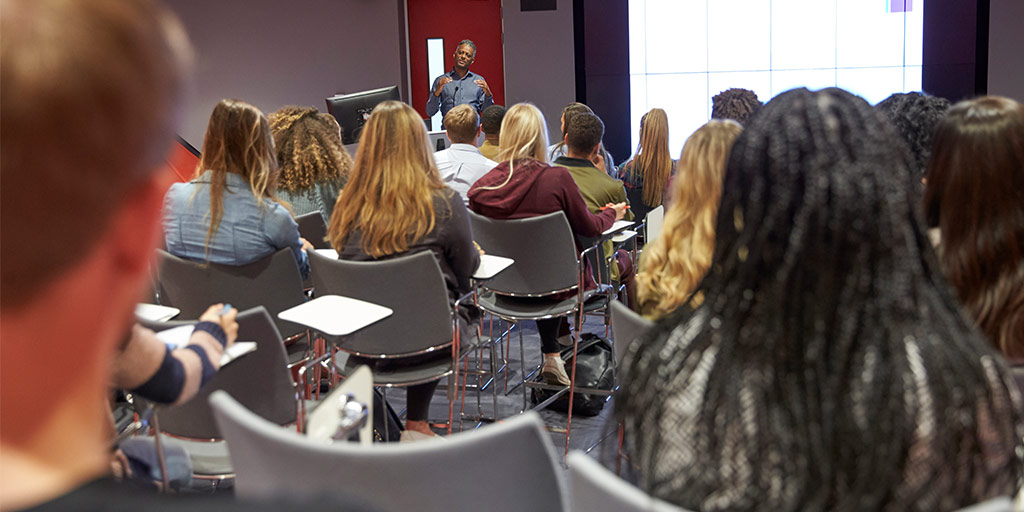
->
[269,106,353,222]
[618,88,1024,511]
[710,87,762,125]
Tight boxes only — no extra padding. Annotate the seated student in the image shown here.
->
[876,92,952,178]
[618,88,1023,510]
[163,99,313,279]
[710,87,762,125]
[329,100,480,442]
[478,105,505,161]
[635,119,742,320]
[434,104,497,204]
[547,102,617,177]
[618,108,675,221]
[553,111,637,306]
[268,106,353,222]
[923,96,1024,366]
[1,1,372,509]
[468,103,628,385]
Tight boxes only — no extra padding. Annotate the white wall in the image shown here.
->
[501,0,576,146]
[988,0,1024,101]
[166,0,409,147]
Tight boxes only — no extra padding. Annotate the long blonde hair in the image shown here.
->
[637,120,742,319]
[328,100,447,257]
[196,99,280,248]
[477,103,549,191]
[630,108,673,207]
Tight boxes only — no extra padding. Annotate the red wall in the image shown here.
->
[407,0,505,119]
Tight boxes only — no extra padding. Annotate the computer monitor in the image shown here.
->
[325,86,401,145]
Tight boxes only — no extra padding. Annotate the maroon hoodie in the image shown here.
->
[468,158,616,290]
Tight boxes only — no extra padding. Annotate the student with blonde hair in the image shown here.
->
[269,106,353,222]
[163,99,313,278]
[637,120,742,319]
[469,103,627,385]
[434,104,497,204]
[619,108,675,221]
[329,100,480,441]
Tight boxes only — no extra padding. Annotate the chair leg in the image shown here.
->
[564,312,584,458]
[616,422,625,475]
[151,412,172,492]
[518,324,527,413]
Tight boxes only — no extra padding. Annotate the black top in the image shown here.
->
[336,190,479,305]
[22,477,379,511]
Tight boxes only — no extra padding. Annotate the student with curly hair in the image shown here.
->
[163,99,312,278]
[636,119,742,319]
[618,88,1023,511]
[711,87,762,124]
[619,108,676,222]
[877,92,951,176]
[924,96,1024,362]
[269,106,353,222]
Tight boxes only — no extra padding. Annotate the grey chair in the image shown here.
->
[609,301,652,368]
[296,211,331,249]
[468,210,604,455]
[306,249,475,433]
[567,451,687,512]
[134,306,299,486]
[154,249,310,364]
[211,391,568,512]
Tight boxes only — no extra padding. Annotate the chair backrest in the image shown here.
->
[645,205,665,243]
[469,210,579,296]
[307,250,453,356]
[211,391,567,512]
[567,451,687,512]
[306,365,374,446]
[155,249,308,337]
[609,301,653,366]
[296,211,331,249]
[152,307,296,438]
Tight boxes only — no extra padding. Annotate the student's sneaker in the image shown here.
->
[399,430,444,443]
[557,333,574,347]
[541,356,571,386]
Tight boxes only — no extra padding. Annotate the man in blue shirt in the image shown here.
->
[426,39,494,120]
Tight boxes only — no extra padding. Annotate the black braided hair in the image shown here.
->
[876,92,952,176]
[617,87,1024,512]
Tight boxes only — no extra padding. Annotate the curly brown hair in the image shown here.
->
[269,106,352,193]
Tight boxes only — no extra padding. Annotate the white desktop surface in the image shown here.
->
[155,325,256,366]
[473,254,514,280]
[602,220,634,236]
[135,303,180,322]
[315,248,339,259]
[278,295,392,336]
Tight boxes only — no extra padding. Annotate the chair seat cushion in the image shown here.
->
[335,334,482,388]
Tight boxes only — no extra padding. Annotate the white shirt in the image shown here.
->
[433,143,497,204]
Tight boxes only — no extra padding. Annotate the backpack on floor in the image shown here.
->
[530,333,614,416]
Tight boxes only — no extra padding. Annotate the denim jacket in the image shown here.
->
[162,171,310,278]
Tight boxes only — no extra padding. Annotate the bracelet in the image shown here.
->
[192,321,227,348]
[184,344,217,386]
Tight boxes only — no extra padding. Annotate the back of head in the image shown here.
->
[634,108,672,206]
[481,105,506,136]
[329,100,445,257]
[876,92,952,175]
[636,119,742,319]
[560,102,593,139]
[443,104,480,145]
[498,103,549,162]
[923,95,1024,359]
[197,99,278,246]
[565,112,604,155]
[710,87,762,124]
[1,0,192,309]
[269,105,352,193]
[620,87,1023,511]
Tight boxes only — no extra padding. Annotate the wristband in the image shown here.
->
[134,346,185,404]
[184,344,217,386]
[192,321,227,348]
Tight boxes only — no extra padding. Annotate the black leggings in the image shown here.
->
[536,317,571,354]
[405,380,440,422]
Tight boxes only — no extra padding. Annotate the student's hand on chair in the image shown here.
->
[199,303,239,347]
[299,237,314,251]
